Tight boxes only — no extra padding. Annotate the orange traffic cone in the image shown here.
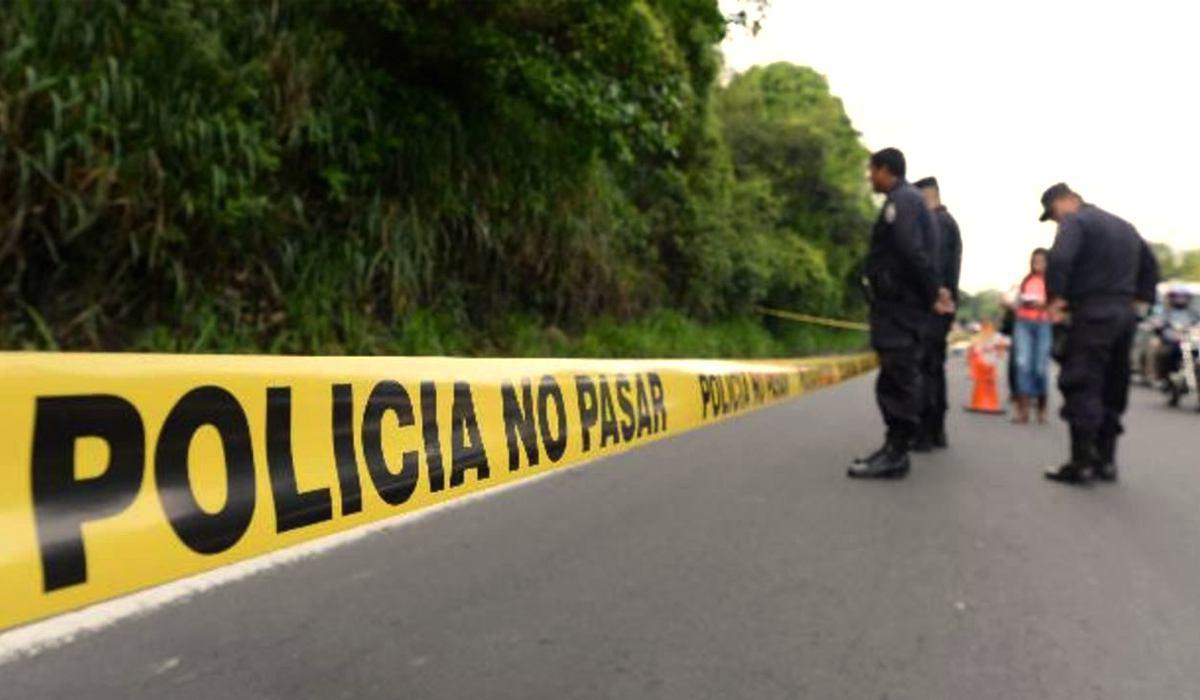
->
[965,322,1006,415]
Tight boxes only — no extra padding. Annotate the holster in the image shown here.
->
[860,274,875,305]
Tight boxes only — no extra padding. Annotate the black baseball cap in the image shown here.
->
[914,176,939,190]
[1039,182,1074,222]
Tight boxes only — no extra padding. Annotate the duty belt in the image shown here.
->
[1072,293,1135,307]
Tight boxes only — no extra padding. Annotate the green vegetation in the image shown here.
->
[1,0,873,357]
[956,290,1006,325]
[1150,243,1200,282]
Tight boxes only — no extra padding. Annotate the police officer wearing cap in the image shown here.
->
[913,176,962,451]
[1039,183,1159,484]
[849,148,942,479]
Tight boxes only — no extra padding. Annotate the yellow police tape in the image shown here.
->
[755,306,871,332]
[0,351,877,631]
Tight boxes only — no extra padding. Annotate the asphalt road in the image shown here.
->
[8,362,1200,699]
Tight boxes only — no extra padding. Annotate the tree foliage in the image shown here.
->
[1152,243,1200,282]
[956,290,1006,324]
[1,0,874,355]
[715,63,873,316]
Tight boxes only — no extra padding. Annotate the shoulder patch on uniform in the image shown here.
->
[884,203,897,223]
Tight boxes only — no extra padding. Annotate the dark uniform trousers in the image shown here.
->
[1058,301,1137,446]
[920,314,952,433]
[871,307,927,445]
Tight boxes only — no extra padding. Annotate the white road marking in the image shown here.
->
[151,656,180,675]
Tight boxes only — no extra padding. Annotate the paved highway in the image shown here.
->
[8,363,1200,699]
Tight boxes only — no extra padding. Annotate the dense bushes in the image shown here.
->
[1,0,874,356]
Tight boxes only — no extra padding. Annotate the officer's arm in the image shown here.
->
[945,218,963,298]
[1135,236,1160,304]
[1046,216,1083,299]
[892,197,940,305]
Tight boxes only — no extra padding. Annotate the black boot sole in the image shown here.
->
[1043,468,1091,486]
[847,465,910,479]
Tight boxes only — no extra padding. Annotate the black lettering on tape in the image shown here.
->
[361,381,420,506]
[266,388,333,533]
[598,376,620,448]
[449,382,489,487]
[420,381,445,492]
[331,384,362,516]
[575,375,598,452]
[156,386,256,555]
[698,376,712,418]
[537,376,568,462]
[615,374,635,442]
[798,369,813,392]
[648,373,667,432]
[502,378,538,471]
[32,395,145,592]
[635,376,653,437]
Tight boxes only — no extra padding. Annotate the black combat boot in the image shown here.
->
[848,441,911,479]
[1094,433,1118,483]
[1044,428,1097,485]
[910,429,934,453]
[853,445,882,464]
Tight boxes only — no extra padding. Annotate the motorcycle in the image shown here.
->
[1161,320,1200,411]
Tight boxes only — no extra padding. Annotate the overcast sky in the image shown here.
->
[720,0,1200,292]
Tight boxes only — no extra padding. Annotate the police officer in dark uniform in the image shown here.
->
[849,148,941,479]
[913,176,962,451]
[1039,183,1159,484]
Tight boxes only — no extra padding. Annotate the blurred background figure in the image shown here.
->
[1010,248,1052,423]
[913,176,963,450]
[1153,285,1200,403]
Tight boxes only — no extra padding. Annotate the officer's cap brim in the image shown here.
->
[1038,182,1073,223]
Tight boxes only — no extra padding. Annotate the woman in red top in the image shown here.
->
[1011,248,1053,423]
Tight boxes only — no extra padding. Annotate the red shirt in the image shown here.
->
[1016,273,1049,322]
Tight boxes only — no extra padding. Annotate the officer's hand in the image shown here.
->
[933,287,956,315]
[1047,298,1068,324]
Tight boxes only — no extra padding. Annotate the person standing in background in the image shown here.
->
[913,177,962,450]
[1010,248,1053,423]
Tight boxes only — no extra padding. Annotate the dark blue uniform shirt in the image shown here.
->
[932,206,962,300]
[1046,204,1158,305]
[865,180,940,312]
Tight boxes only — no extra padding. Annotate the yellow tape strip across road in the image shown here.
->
[0,351,877,631]
[755,306,870,331]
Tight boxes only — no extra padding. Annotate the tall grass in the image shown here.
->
[1,1,872,359]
